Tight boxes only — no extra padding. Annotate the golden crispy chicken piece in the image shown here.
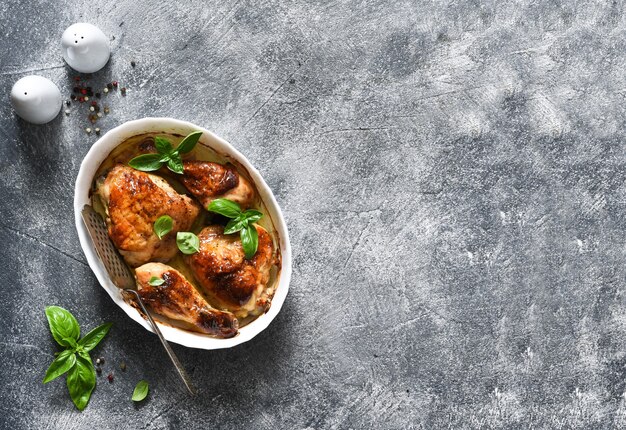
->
[96,165,200,267]
[185,225,276,319]
[180,161,255,208]
[135,263,238,338]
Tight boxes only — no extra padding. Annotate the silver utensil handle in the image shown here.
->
[125,289,197,395]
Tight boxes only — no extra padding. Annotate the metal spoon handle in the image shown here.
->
[124,289,196,395]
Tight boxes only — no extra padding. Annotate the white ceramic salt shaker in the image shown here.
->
[10,75,62,124]
[61,23,110,73]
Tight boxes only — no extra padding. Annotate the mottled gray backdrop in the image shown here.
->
[2,0,626,428]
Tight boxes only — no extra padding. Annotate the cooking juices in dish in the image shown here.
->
[90,132,281,337]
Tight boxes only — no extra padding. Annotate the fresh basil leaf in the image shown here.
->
[67,355,96,411]
[43,350,76,384]
[78,323,112,352]
[207,198,241,219]
[176,232,200,254]
[128,153,164,172]
[175,131,202,154]
[154,136,174,154]
[153,215,173,239]
[132,380,150,402]
[45,306,80,348]
[149,276,165,286]
[224,217,246,234]
[242,209,263,224]
[166,154,184,174]
[240,225,258,259]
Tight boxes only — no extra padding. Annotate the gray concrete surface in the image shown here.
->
[1,0,626,428]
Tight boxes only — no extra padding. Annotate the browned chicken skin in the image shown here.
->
[97,165,200,267]
[186,225,276,319]
[135,263,239,338]
[180,161,255,208]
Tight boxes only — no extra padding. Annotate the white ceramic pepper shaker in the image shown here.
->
[61,23,110,73]
[10,75,62,124]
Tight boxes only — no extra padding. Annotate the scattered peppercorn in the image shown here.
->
[96,367,102,375]
[66,75,128,131]
[130,61,136,67]
[107,372,114,383]
[95,358,101,365]
[99,357,105,365]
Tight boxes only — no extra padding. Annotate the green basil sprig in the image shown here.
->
[44,306,112,411]
[177,232,200,254]
[207,198,263,259]
[153,215,173,239]
[128,131,202,174]
[148,276,165,286]
[132,380,150,402]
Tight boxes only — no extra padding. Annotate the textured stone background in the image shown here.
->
[2,0,626,428]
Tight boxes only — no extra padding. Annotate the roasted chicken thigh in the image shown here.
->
[180,161,255,208]
[186,225,276,319]
[135,263,239,338]
[96,165,200,267]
